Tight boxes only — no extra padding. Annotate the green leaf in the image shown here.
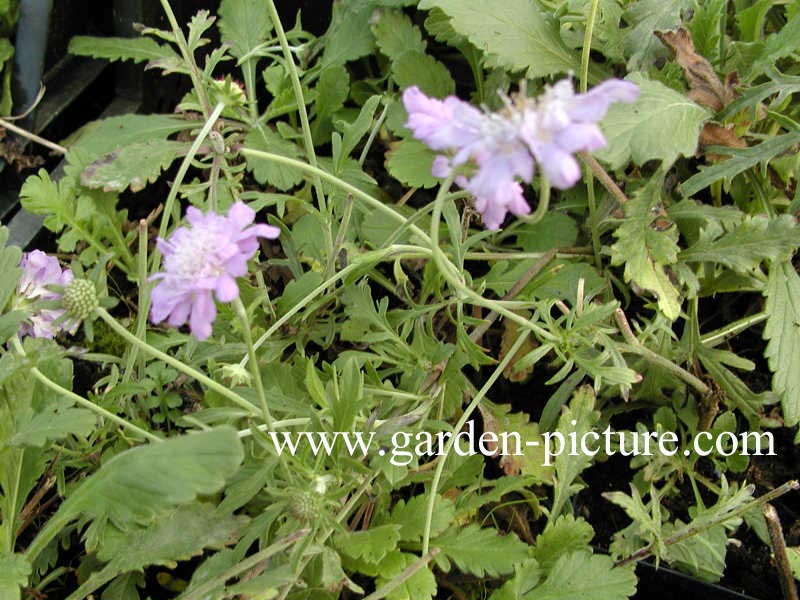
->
[764,260,800,426]
[68,35,178,64]
[788,547,800,580]
[65,114,194,159]
[0,553,30,600]
[68,504,247,600]
[526,551,636,600]
[336,524,402,564]
[80,140,187,192]
[747,10,800,80]
[597,73,709,170]
[372,9,426,61]
[681,131,800,197]
[386,495,455,542]
[316,64,350,118]
[662,520,727,582]
[432,524,529,577]
[385,138,438,188]
[533,516,594,573]
[11,407,96,447]
[679,215,800,273]
[321,0,376,68]
[27,428,243,562]
[0,226,21,310]
[375,552,437,600]
[336,95,382,166]
[243,128,304,190]
[515,212,578,252]
[610,179,682,320]
[390,50,455,99]
[418,0,577,78]
[218,0,272,59]
[623,0,691,69]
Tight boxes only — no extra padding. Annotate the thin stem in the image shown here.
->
[264,0,327,213]
[614,308,710,396]
[579,152,629,205]
[157,0,212,117]
[324,192,354,278]
[580,0,600,94]
[700,311,767,348]
[364,549,440,600]
[518,175,550,225]
[10,337,161,443]
[95,308,260,417]
[232,296,274,428]
[123,220,151,383]
[0,117,66,154]
[151,102,225,271]
[422,330,531,554]
[764,503,799,600]
[616,480,800,567]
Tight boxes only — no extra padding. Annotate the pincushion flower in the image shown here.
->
[15,250,74,339]
[150,201,279,340]
[402,78,639,229]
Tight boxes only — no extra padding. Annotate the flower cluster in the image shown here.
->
[402,78,639,229]
[150,201,280,340]
[15,250,74,339]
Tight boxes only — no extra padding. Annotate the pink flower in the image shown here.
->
[16,250,74,338]
[150,202,280,340]
[402,78,639,230]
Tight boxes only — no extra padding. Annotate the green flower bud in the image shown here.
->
[288,490,320,523]
[62,279,98,322]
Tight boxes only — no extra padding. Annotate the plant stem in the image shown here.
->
[700,311,768,348]
[764,503,800,600]
[151,102,225,272]
[232,296,274,428]
[10,337,161,443]
[579,152,630,205]
[580,0,599,94]
[615,480,800,567]
[364,549,440,600]
[95,307,260,417]
[157,0,212,117]
[0,117,67,154]
[422,330,531,554]
[123,220,151,383]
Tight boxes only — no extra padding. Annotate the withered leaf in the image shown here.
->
[656,28,737,112]
[699,123,747,153]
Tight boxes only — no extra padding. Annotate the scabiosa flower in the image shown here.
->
[150,201,279,340]
[15,250,74,339]
[402,78,639,230]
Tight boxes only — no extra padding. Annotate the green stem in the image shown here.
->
[151,102,225,272]
[429,176,558,343]
[123,220,151,383]
[700,312,768,348]
[519,175,550,225]
[10,337,161,443]
[580,0,600,94]
[158,0,212,117]
[95,308,260,417]
[421,330,531,554]
[232,296,274,428]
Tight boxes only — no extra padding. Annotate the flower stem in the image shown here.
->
[123,220,150,383]
[421,329,531,554]
[95,307,260,417]
[232,296,274,428]
[580,0,600,94]
[10,337,161,443]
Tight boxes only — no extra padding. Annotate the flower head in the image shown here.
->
[150,201,280,340]
[402,78,639,229]
[15,250,74,339]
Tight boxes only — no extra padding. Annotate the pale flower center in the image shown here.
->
[165,223,226,279]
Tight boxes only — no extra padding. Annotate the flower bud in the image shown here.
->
[62,279,98,322]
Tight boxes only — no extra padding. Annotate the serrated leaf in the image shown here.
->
[747,10,800,80]
[386,495,454,542]
[662,520,727,582]
[385,138,438,188]
[527,551,636,600]
[336,524,401,564]
[679,215,800,273]
[597,73,709,170]
[31,428,243,558]
[0,553,30,600]
[533,515,594,573]
[65,114,194,159]
[243,128,304,190]
[372,9,426,61]
[433,524,529,577]
[321,0,376,68]
[70,504,247,600]
[0,226,22,310]
[418,0,577,78]
[623,0,691,69]
[764,260,800,426]
[478,400,551,480]
[81,140,186,192]
[218,0,272,59]
[681,130,800,197]
[375,551,437,600]
[316,64,350,118]
[391,50,455,99]
[11,407,96,447]
[69,35,177,64]
[610,180,682,320]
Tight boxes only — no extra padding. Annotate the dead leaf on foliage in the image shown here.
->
[499,315,539,382]
[656,27,747,153]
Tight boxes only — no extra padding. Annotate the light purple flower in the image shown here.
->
[15,250,74,339]
[402,78,639,229]
[150,201,280,340]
